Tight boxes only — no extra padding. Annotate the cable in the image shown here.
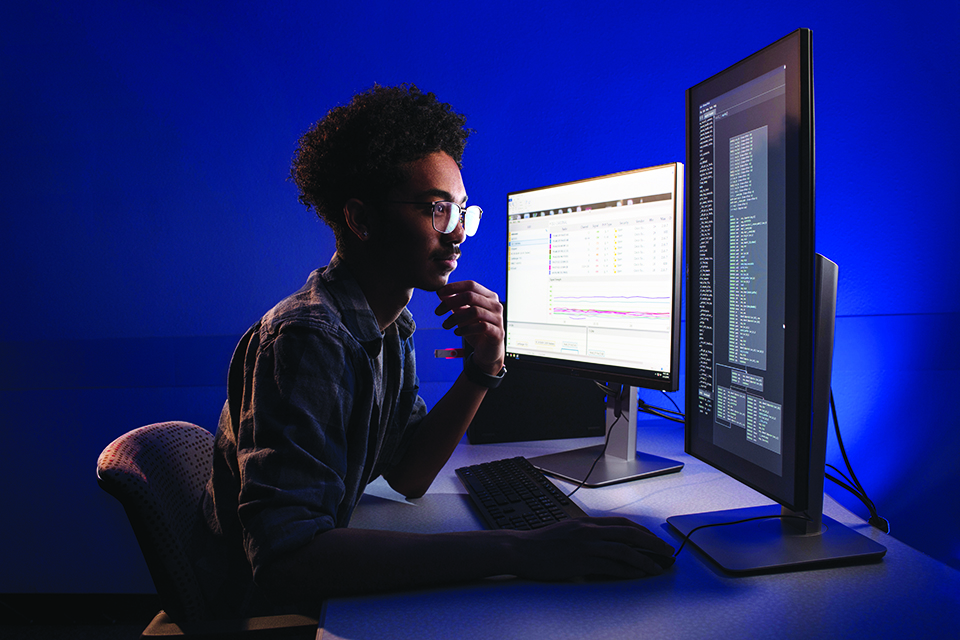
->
[825,462,854,488]
[637,403,684,423]
[567,384,626,498]
[565,412,622,499]
[824,390,890,533]
[660,390,684,416]
[638,399,683,417]
[825,462,876,515]
[672,513,814,557]
[569,385,686,495]
[636,393,685,424]
[826,471,871,505]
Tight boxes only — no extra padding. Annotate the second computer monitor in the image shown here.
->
[504,163,685,486]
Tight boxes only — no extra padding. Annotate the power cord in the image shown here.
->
[637,392,685,423]
[660,390,684,417]
[824,390,890,533]
[633,389,685,423]
[672,513,815,557]
[565,383,626,499]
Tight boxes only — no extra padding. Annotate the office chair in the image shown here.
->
[96,421,318,638]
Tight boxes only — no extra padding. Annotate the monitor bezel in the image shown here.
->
[683,29,815,511]
[503,162,685,393]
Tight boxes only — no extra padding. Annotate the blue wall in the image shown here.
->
[2,1,957,592]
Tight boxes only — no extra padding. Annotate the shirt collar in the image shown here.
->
[321,254,416,356]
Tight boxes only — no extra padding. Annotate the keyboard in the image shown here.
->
[456,456,588,530]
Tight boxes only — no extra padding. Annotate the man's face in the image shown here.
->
[373,151,469,292]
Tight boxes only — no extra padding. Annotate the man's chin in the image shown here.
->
[411,254,462,292]
[416,271,452,293]
[422,277,451,292]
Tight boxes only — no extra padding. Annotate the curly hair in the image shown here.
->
[290,84,472,245]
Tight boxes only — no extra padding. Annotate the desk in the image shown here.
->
[320,422,960,639]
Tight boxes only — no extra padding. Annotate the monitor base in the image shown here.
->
[667,505,886,574]
[530,445,683,487]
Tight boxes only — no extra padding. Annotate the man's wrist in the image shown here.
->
[464,353,506,388]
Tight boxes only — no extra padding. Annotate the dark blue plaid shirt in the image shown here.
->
[195,255,426,616]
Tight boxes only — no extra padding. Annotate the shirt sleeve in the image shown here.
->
[233,324,373,576]
[371,330,428,479]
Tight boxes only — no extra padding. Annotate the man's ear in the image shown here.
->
[343,198,372,241]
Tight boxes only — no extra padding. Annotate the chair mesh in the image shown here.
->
[97,421,215,622]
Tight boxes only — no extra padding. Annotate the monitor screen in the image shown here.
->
[504,163,684,392]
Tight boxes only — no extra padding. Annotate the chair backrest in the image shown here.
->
[97,421,215,622]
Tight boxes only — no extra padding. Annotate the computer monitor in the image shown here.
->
[666,28,886,572]
[503,162,685,486]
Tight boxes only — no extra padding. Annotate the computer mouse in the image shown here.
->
[637,546,677,570]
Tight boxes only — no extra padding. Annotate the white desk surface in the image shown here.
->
[319,422,960,639]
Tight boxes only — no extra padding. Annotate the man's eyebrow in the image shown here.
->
[414,188,468,205]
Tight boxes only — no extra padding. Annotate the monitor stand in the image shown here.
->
[667,255,886,573]
[528,386,683,487]
[667,505,886,574]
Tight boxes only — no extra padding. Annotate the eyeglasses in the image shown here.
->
[387,200,483,237]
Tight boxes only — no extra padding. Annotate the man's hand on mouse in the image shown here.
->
[503,516,676,580]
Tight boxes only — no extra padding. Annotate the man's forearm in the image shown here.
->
[256,516,675,604]
[383,371,488,498]
[257,526,514,601]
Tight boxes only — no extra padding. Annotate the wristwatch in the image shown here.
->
[464,353,507,389]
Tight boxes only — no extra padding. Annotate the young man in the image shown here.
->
[195,84,675,618]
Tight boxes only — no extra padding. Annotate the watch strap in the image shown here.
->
[464,353,506,389]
